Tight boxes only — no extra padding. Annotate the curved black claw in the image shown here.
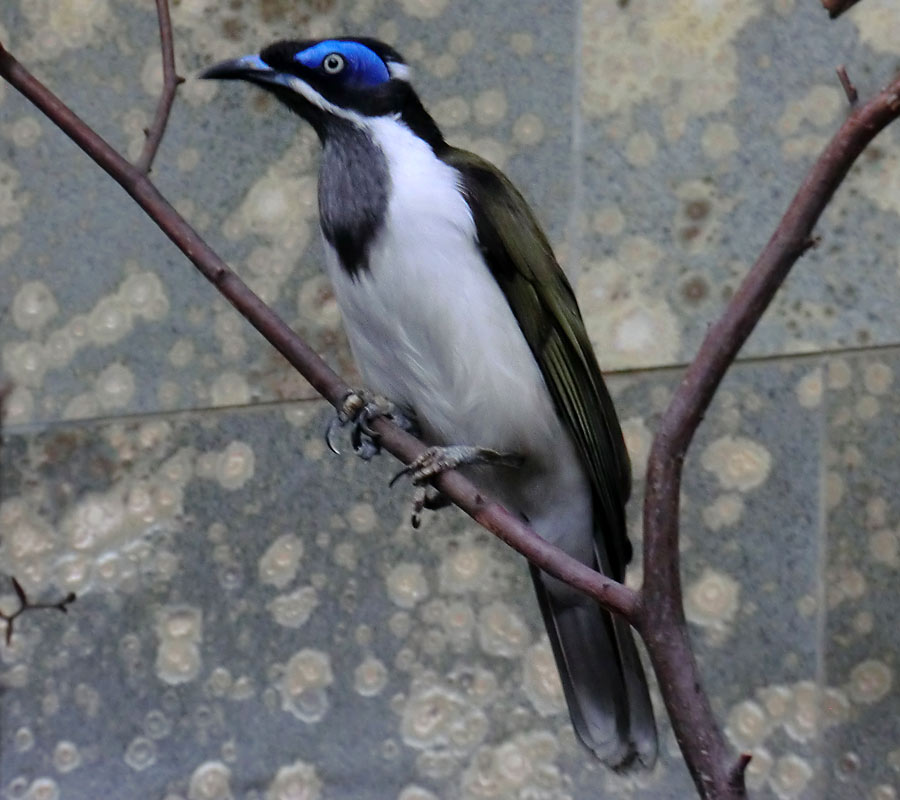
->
[325,390,417,462]
[325,415,345,455]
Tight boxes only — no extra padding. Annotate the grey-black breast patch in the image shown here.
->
[318,123,389,278]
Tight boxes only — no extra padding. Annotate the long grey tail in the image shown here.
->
[530,564,658,769]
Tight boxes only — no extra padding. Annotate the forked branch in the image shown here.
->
[135,0,183,173]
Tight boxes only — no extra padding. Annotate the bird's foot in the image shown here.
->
[390,445,523,528]
[325,389,417,460]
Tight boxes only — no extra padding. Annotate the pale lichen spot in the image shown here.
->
[795,368,823,408]
[783,681,818,743]
[863,361,893,395]
[625,130,657,167]
[477,601,530,658]
[702,122,739,159]
[460,730,561,797]
[267,586,319,628]
[848,659,892,705]
[592,204,625,237]
[398,787,440,800]
[210,372,251,407]
[449,29,475,55]
[23,777,59,800]
[701,435,772,492]
[188,760,231,800]
[400,680,488,752]
[512,112,545,147]
[124,736,157,771]
[432,95,471,129]
[856,395,880,420]
[611,298,681,368]
[473,89,507,126]
[215,441,255,490]
[703,493,744,530]
[770,753,813,799]
[439,545,492,593]
[685,568,740,629]
[95,363,136,411]
[267,760,322,800]
[155,605,203,685]
[428,53,457,79]
[2,341,48,389]
[725,699,769,750]
[279,649,333,723]
[828,359,853,389]
[259,534,304,589]
[12,281,58,332]
[850,1,900,55]
[386,563,430,609]
[347,502,377,534]
[353,656,389,697]
[45,741,79,777]
[777,85,842,137]
[508,32,534,56]
[869,528,899,567]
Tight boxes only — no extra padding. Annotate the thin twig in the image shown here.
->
[640,68,900,800]
[0,577,76,645]
[135,0,183,174]
[0,388,77,644]
[836,65,858,105]
[821,0,863,18]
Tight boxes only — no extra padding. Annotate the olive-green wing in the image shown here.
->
[443,148,633,580]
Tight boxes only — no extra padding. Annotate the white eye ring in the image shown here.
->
[322,53,345,74]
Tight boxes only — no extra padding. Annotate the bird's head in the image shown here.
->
[200,37,441,145]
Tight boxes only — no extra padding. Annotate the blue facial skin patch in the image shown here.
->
[294,40,390,87]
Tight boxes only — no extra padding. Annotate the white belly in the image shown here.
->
[321,116,592,553]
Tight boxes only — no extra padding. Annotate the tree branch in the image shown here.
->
[639,67,900,800]
[134,0,183,174]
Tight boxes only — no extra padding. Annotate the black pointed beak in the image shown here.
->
[199,54,274,82]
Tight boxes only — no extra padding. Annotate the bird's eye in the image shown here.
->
[322,53,345,74]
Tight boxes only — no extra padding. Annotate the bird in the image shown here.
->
[201,37,657,769]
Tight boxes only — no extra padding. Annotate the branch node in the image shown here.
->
[803,235,822,253]
[728,753,752,791]
[836,65,858,105]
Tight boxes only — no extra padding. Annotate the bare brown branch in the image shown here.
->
[640,64,900,800]
[821,0,863,18]
[135,0,183,174]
